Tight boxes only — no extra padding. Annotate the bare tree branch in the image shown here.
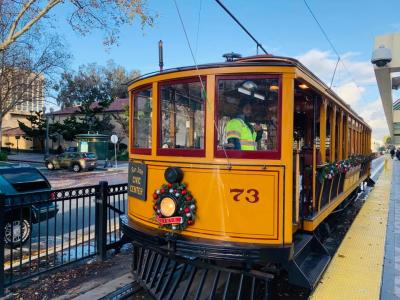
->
[0,0,62,51]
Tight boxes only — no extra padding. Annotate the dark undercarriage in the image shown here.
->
[121,215,331,299]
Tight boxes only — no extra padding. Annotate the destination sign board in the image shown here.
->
[128,161,147,201]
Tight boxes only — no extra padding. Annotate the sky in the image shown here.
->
[50,0,400,143]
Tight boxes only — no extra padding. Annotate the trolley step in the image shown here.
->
[287,233,331,289]
[132,245,274,300]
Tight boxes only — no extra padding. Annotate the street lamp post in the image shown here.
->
[45,107,54,157]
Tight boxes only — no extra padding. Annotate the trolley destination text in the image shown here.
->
[128,161,147,200]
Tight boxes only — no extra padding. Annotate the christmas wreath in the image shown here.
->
[152,182,196,231]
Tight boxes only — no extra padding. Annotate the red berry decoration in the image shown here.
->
[153,181,196,231]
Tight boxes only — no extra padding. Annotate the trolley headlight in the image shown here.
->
[160,197,177,217]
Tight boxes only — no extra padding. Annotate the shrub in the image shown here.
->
[0,152,8,161]
[117,150,128,161]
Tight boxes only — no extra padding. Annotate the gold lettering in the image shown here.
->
[131,176,141,185]
[129,185,143,195]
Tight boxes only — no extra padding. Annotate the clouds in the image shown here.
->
[358,99,389,139]
[335,82,365,106]
[296,49,388,142]
[296,48,375,93]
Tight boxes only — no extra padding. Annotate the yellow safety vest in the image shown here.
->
[225,118,257,150]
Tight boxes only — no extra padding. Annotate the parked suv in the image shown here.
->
[0,163,58,245]
[45,152,97,172]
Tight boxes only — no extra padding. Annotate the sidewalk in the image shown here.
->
[7,245,147,300]
[381,158,400,300]
[311,157,392,299]
[7,152,128,171]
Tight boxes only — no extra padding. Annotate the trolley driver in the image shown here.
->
[225,99,263,150]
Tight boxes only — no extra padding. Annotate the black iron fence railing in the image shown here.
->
[0,181,128,296]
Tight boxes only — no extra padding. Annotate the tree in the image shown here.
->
[0,0,155,52]
[55,60,138,108]
[104,60,140,99]
[54,64,122,140]
[0,25,70,147]
[18,111,57,151]
[112,104,129,142]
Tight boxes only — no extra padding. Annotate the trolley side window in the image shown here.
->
[132,86,152,154]
[216,75,281,159]
[158,78,206,157]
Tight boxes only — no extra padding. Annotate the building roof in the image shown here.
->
[52,98,128,116]
[2,127,26,136]
[393,98,400,110]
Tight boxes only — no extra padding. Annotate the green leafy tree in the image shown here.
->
[112,104,129,139]
[18,111,57,151]
[54,63,132,140]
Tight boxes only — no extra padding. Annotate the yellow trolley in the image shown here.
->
[121,54,372,298]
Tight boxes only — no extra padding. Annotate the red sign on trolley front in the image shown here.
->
[157,216,183,225]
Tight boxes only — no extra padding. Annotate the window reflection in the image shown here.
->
[160,80,205,150]
[133,87,152,149]
[217,77,279,152]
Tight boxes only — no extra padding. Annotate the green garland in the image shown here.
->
[152,182,196,231]
[317,154,371,183]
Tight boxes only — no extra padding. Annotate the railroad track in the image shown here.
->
[99,282,143,300]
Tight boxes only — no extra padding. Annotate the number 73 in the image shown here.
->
[229,188,260,203]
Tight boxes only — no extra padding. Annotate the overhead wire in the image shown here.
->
[172,0,232,167]
[303,0,367,99]
[194,0,203,59]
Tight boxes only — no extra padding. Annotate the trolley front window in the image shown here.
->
[158,78,206,157]
[215,75,281,159]
[132,86,152,154]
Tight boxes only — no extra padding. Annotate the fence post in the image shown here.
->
[96,181,108,261]
[0,194,5,297]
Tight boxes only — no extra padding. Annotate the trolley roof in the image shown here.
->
[127,55,370,129]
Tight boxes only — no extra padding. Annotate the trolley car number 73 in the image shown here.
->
[230,188,260,203]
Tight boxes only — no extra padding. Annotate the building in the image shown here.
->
[49,98,129,150]
[1,71,45,150]
[372,32,400,146]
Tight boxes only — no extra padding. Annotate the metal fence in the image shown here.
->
[0,181,128,296]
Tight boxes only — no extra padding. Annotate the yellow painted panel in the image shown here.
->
[128,164,284,244]
[311,158,392,300]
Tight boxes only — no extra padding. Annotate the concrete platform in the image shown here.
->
[311,157,393,300]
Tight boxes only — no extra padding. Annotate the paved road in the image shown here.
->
[31,166,128,240]
[5,167,128,265]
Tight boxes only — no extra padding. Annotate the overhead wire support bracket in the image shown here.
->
[214,0,269,55]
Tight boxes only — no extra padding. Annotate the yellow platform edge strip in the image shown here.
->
[311,158,392,300]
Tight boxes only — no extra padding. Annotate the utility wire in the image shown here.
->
[194,0,203,59]
[303,0,365,97]
[172,0,232,167]
[214,0,269,55]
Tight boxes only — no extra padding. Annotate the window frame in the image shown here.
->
[130,84,153,155]
[214,74,282,159]
[157,76,207,157]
